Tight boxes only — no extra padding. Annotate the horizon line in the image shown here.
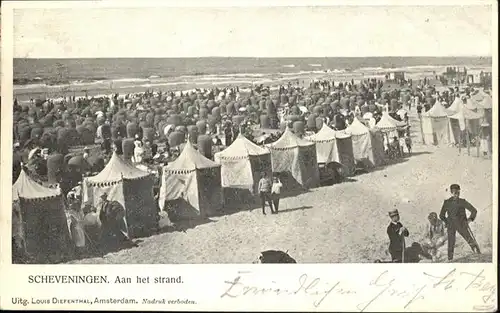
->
[14,55,493,60]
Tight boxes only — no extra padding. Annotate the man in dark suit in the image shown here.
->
[387,209,409,262]
[439,184,481,261]
[98,193,129,248]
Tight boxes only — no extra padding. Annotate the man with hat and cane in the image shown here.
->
[439,184,481,261]
[387,209,409,263]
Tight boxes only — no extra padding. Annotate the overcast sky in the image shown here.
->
[13,4,493,58]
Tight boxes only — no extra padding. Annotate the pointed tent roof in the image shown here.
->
[463,97,478,111]
[215,133,270,160]
[375,112,397,132]
[306,124,338,142]
[423,100,449,118]
[386,113,407,127]
[479,94,492,109]
[268,127,314,150]
[87,152,150,184]
[470,90,484,102]
[448,105,483,121]
[166,141,219,172]
[446,97,463,115]
[335,129,352,139]
[13,169,61,201]
[345,117,370,136]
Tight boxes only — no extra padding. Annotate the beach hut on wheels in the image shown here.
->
[305,124,356,177]
[214,133,272,208]
[159,141,222,219]
[346,117,385,168]
[267,127,320,190]
[82,152,158,238]
[12,169,72,263]
[421,100,451,145]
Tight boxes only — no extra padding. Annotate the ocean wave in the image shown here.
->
[112,78,151,83]
[220,73,267,78]
[355,67,386,72]
[309,64,322,67]
[212,80,254,85]
[139,82,189,88]
[13,83,48,90]
[326,69,347,74]
[283,64,296,68]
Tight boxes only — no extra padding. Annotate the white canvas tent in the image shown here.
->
[448,103,484,146]
[306,124,356,176]
[13,169,71,263]
[345,117,386,168]
[214,133,271,192]
[83,152,157,238]
[446,97,464,115]
[375,111,399,138]
[159,141,222,218]
[421,101,451,145]
[267,127,320,189]
[463,97,479,111]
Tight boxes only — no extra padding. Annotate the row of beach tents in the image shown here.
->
[13,113,404,262]
[420,90,492,147]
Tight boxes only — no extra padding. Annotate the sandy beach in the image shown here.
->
[67,112,493,264]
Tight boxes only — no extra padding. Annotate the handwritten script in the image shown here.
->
[220,268,497,311]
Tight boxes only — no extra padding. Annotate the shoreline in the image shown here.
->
[13,70,447,103]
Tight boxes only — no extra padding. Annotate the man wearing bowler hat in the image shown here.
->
[387,209,409,262]
[439,184,481,261]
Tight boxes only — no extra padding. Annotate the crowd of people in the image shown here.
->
[12,74,485,263]
[380,183,481,263]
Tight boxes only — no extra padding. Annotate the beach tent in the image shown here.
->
[345,117,386,168]
[375,111,400,138]
[267,127,320,189]
[446,97,464,115]
[448,104,483,146]
[13,169,71,263]
[82,152,157,238]
[463,97,479,111]
[421,101,451,145]
[159,141,222,219]
[479,93,492,110]
[305,124,356,176]
[214,133,271,202]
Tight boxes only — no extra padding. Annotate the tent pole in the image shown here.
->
[418,114,425,145]
[458,130,462,154]
[465,124,471,156]
[476,131,480,158]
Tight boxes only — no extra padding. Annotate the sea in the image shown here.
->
[13,57,492,100]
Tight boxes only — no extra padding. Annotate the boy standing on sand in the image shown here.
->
[405,132,412,155]
[387,209,409,262]
[258,172,274,215]
[271,175,283,213]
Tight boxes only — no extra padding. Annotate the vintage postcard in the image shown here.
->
[0,0,497,311]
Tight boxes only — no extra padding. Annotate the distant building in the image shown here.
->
[385,71,405,84]
[479,71,492,89]
[440,67,467,85]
